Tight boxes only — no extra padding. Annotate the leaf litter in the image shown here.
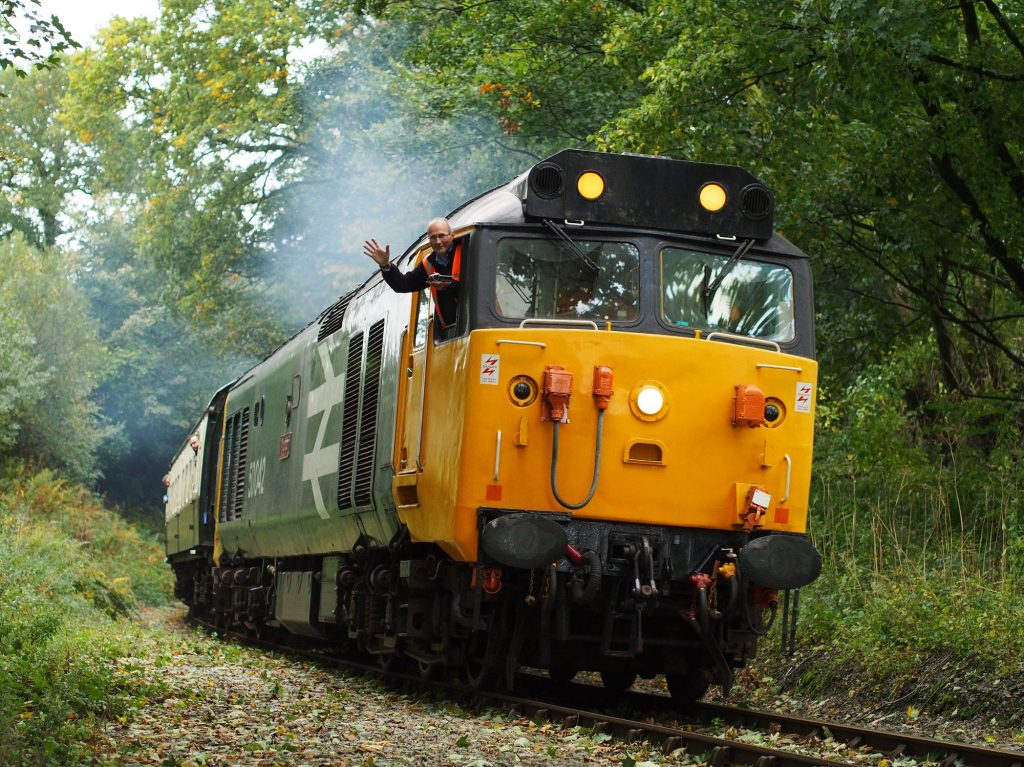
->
[84,606,671,766]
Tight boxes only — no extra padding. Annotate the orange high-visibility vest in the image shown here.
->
[422,242,462,328]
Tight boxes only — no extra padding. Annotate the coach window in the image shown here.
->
[495,238,640,322]
[660,247,795,342]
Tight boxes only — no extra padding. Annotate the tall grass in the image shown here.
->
[0,464,173,765]
[812,464,1022,588]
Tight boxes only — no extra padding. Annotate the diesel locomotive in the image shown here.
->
[165,149,821,700]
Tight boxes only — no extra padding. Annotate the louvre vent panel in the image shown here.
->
[317,294,353,342]
[353,320,385,506]
[336,333,363,510]
[530,163,565,198]
[232,407,250,521]
[741,184,774,218]
[218,412,238,523]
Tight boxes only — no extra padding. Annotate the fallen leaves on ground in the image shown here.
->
[84,607,673,766]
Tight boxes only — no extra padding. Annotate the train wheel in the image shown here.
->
[417,659,443,681]
[599,670,637,692]
[548,665,577,684]
[666,672,710,703]
[463,631,500,689]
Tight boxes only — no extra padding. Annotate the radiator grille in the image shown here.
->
[336,332,363,510]
[218,407,250,522]
[317,294,353,341]
[353,320,385,506]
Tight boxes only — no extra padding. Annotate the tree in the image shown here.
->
[0,235,108,482]
[0,0,77,84]
[74,211,254,507]
[0,66,84,248]
[59,2,350,352]
[345,0,647,155]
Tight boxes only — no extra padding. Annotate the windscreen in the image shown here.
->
[495,238,640,322]
[661,247,795,342]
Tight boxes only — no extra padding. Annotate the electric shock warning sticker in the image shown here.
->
[794,381,813,413]
[480,353,499,385]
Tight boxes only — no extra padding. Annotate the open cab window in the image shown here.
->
[661,246,795,343]
[495,237,640,322]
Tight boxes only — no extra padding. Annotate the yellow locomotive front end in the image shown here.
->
[386,150,820,695]
[461,327,816,539]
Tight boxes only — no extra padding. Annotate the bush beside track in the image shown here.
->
[729,570,1024,740]
[0,464,173,766]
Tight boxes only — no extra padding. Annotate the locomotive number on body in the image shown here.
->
[247,456,267,498]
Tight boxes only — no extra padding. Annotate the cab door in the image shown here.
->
[393,275,433,506]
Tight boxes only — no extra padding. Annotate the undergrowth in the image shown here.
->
[0,463,173,766]
[776,350,1024,724]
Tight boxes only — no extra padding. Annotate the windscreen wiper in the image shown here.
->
[701,238,755,316]
[542,219,599,273]
[501,272,532,305]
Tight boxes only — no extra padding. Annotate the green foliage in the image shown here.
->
[0,465,172,765]
[792,568,1024,716]
[59,1,354,353]
[0,1,78,85]
[75,213,254,507]
[360,0,646,149]
[0,280,44,451]
[0,66,85,248]
[0,235,111,482]
[812,335,1024,582]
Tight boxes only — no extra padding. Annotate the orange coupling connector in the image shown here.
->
[592,365,614,410]
[733,384,766,427]
[543,365,574,422]
[741,486,771,531]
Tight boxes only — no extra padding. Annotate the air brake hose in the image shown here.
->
[550,409,605,510]
[569,549,602,605]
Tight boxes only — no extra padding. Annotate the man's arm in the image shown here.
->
[381,261,429,293]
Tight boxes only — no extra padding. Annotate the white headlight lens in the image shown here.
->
[636,386,664,415]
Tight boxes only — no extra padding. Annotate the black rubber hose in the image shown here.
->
[570,549,602,605]
[551,410,604,510]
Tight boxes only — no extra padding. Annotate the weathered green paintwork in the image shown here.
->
[216,279,408,560]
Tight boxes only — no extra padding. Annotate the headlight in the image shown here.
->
[637,387,664,415]
[629,381,669,421]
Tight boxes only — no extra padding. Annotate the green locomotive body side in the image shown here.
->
[214,280,408,560]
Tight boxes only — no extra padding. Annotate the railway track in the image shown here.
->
[190,616,1024,767]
